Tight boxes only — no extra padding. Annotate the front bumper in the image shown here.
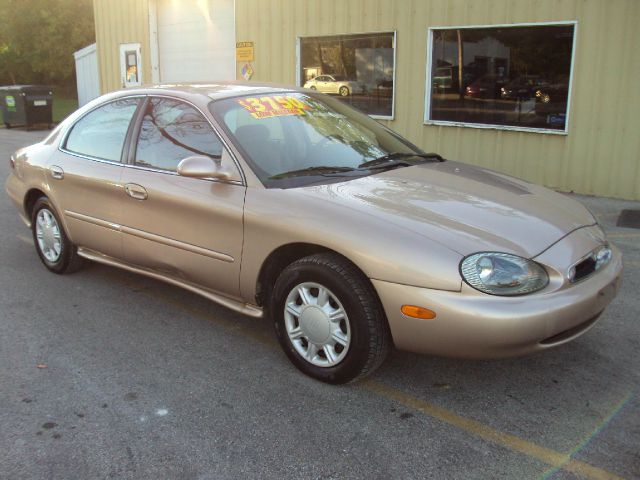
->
[373,231,622,359]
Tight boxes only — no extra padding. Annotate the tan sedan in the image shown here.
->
[5,84,622,383]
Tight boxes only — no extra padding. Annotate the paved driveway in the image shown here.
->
[1,128,639,479]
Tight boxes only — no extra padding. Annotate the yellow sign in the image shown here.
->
[237,95,311,119]
[236,41,254,62]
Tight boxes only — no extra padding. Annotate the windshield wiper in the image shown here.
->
[358,152,444,169]
[269,165,356,179]
[268,152,445,180]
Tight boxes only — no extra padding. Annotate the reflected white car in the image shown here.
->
[303,75,357,96]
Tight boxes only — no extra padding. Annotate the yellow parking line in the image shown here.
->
[103,268,624,480]
[362,380,625,480]
[540,391,634,479]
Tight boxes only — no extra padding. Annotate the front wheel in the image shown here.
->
[272,253,390,384]
[31,197,83,274]
[339,86,350,97]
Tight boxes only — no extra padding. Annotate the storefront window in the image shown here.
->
[299,32,395,118]
[426,23,575,132]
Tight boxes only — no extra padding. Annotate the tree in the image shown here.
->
[0,0,95,88]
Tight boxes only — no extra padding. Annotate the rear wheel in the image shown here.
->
[272,253,390,384]
[31,197,83,274]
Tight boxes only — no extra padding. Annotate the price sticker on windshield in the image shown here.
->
[237,96,310,119]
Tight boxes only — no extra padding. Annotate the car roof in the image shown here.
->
[110,82,303,102]
[56,82,312,137]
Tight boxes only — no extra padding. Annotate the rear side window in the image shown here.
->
[134,97,223,172]
[65,98,139,162]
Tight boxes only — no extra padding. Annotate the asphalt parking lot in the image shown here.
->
[1,128,638,480]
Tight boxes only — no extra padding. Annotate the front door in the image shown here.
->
[120,97,245,298]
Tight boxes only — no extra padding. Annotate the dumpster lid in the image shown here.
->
[0,85,54,93]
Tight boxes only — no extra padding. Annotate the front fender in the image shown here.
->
[239,188,463,302]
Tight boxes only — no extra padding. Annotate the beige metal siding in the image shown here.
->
[234,0,640,200]
[93,0,152,94]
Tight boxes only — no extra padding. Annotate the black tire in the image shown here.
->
[272,253,390,384]
[339,86,350,97]
[309,86,317,90]
[5,122,11,129]
[31,197,83,274]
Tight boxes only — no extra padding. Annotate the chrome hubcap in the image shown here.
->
[284,282,351,367]
[35,208,62,262]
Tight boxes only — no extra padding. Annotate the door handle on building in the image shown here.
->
[124,183,148,200]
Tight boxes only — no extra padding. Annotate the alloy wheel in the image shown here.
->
[284,282,351,367]
[35,208,62,262]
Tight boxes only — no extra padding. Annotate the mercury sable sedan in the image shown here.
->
[6,83,622,383]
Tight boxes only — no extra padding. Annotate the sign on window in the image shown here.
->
[120,43,142,88]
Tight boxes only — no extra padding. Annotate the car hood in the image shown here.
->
[297,160,596,258]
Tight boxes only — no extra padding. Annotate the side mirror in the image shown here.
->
[177,155,230,180]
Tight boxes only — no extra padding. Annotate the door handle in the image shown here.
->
[49,165,64,180]
[124,183,148,200]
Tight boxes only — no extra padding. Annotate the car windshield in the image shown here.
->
[210,92,427,188]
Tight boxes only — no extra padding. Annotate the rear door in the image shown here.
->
[119,96,246,298]
[51,97,141,258]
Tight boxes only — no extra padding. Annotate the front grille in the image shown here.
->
[572,256,597,282]
[568,244,611,283]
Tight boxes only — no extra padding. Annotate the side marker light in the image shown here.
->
[401,305,437,320]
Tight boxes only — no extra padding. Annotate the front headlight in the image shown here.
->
[594,245,612,269]
[460,252,549,296]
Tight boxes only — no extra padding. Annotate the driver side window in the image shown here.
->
[134,98,223,172]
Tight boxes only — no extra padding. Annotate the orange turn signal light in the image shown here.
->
[401,305,437,320]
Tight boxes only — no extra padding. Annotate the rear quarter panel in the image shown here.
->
[6,143,55,227]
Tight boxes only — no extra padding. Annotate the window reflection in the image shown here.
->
[429,25,575,130]
[211,92,422,188]
[299,32,395,118]
[65,99,140,162]
[135,98,223,172]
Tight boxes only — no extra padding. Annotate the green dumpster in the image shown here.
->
[0,85,54,129]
